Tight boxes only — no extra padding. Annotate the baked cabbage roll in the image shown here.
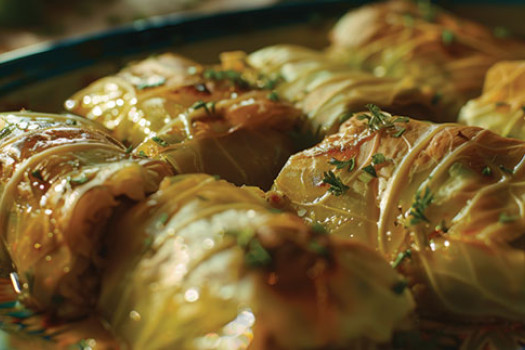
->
[247,44,440,135]
[459,61,525,139]
[99,174,414,350]
[328,0,525,119]
[0,112,170,319]
[272,105,525,322]
[133,90,303,190]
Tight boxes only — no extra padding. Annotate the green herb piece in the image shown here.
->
[391,280,408,295]
[70,174,89,185]
[245,240,272,268]
[436,220,449,233]
[339,112,353,124]
[137,150,148,158]
[392,249,412,268]
[31,170,44,181]
[409,187,433,225]
[329,157,355,172]
[192,100,216,115]
[308,240,329,256]
[357,104,409,136]
[499,212,519,223]
[493,26,510,38]
[65,119,77,126]
[322,171,349,196]
[441,29,455,45]
[499,164,514,175]
[267,91,279,101]
[393,127,406,138]
[152,136,168,147]
[363,164,377,177]
[431,92,442,105]
[125,145,133,154]
[311,222,327,235]
[481,166,492,176]
[203,69,250,89]
[0,126,13,139]
[156,213,169,228]
[372,153,386,165]
[260,74,283,90]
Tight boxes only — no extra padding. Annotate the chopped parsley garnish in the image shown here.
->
[65,119,77,126]
[245,240,272,267]
[203,69,250,89]
[357,104,409,136]
[362,164,377,177]
[481,166,492,176]
[431,92,442,105]
[152,136,168,147]
[260,74,283,90]
[339,112,353,124]
[499,164,514,175]
[391,280,408,295]
[192,100,215,115]
[70,174,89,185]
[125,145,133,154]
[372,153,386,165]
[329,157,355,172]
[499,212,519,223]
[392,249,412,268]
[436,220,449,233]
[308,240,329,256]
[311,222,327,234]
[267,91,279,102]
[393,127,406,138]
[156,212,169,228]
[322,170,349,196]
[441,29,455,45]
[137,150,148,158]
[31,170,44,181]
[0,125,13,139]
[493,26,510,38]
[408,187,433,225]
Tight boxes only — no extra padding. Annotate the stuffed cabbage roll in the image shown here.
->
[247,44,440,135]
[133,90,303,190]
[459,61,525,139]
[99,174,414,350]
[328,0,525,119]
[272,105,525,322]
[0,112,170,319]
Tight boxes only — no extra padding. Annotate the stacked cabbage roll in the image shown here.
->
[272,106,525,324]
[328,0,525,120]
[459,61,525,139]
[0,112,170,319]
[99,174,414,349]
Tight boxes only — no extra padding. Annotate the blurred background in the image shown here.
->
[0,0,280,53]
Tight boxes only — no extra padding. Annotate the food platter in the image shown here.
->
[1,0,525,349]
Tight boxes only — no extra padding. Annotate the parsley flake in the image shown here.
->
[267,91,279,101]
[363,164,377,177]
[152,136,168,147]
[31,170,44,181]
[329,157,355,172]
[392,249,412,268]
[499,165,514,175]
[372,153,386,165]
[441,29,455,45]
[322,170,349,196]
[499,212,519,223]
[409,187,433,225]
[69,174,89,185]
[357,104,409,136]
[481,166,492,176]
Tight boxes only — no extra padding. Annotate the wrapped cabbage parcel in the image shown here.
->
[0,112,170,319]
[272,105,525,322]
[66,52,304,189]
[328,0,525,119]
[459,61,525,139]
[247,44,440,135]
[99,174,414,350]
